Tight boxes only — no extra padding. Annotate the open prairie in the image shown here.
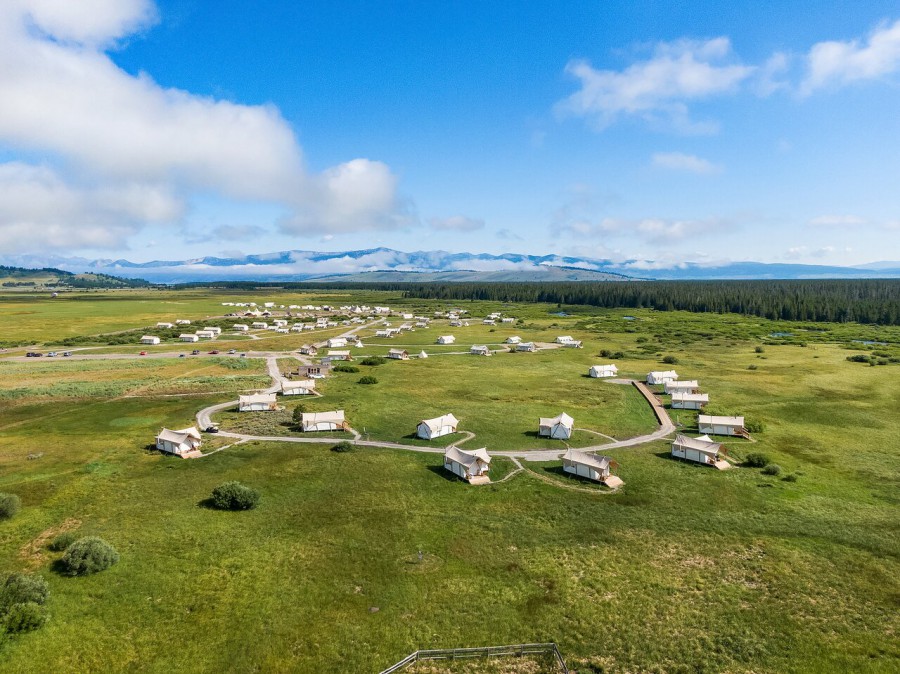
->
[0,289,898,673]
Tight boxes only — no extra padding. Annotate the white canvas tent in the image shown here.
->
[647,370,678,385]
[281,379,316,396]
[301,410,347,432]
[155,427,202,456]
[516,342,537,352]
[418,350,428,359]
[664,379,699,394]
[443,446,491,483]
[539,412,574,440]
[179,334,199,342]
[671,434,729,469]
[470,345,491,356]
[140,336,160,345]
[505,336,522,344]
[671,392,710,410]
[387,349,409,360]
[698,415,749,438]
[589,364,618,378]
[238,393,278,412]
[562,449,620,483]
[436,335,456,344]
[417,413,459,440]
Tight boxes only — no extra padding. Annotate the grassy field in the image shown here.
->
[0,289,897,673]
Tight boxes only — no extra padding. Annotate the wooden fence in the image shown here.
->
[378,642,568,674]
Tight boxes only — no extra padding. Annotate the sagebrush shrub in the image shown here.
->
[0,493,20,521]
[210,481,259,511]
[60,537,119,576]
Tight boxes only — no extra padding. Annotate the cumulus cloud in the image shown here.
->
[808,214,866,227]
[556,37,754,132]
[0,1,408,251]
[560,215,729,244]
[428,215,485,232]
[651,152,722,174]
[0,162,182,252]
[802,20,900,94]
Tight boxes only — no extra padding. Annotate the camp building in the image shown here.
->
[417,413,459,440]
[539,412,574,440]
[155,427,202,457]
[443,446,491,484]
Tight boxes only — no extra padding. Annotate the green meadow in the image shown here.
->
[0,289,897,673]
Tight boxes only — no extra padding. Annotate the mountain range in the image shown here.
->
[2,248,899,283]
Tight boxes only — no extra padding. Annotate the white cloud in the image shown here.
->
[0,162,182,252]
[651,152,722,174]
[802,20,900,93]
[808,214,866,227]
[0,1,409,251]
[556,37,754,132]
[560,215,730,244]
[428,215,485,232]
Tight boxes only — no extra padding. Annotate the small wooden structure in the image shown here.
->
[698,415,749,438]
[562,449,620,484]
[589,364,618,378]
[387,348,409,360]
[155,427,202,457]
[647,370,678,385]
[299,344,318,356]
[539,412,574,440]
[238,393,278,412]
[444,446,491,484]
[671,392,709,410]
[417,413,459,440]
[281,379,316,396]
[301,410,347,432]
[671,434,730,469]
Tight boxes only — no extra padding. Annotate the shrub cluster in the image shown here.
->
[360,356,386,366]
[358,375,378,385]
[332,441,354,453]
[662,355,679,365]
[0,493,20,520]
[47,531,77,552]
[0,573,50,634]
[59,537,119,576]
[332,364,360,373]
[599,349,625,359]
[745,419,766,433]
[761,463,782,476]
[743,452,771,468]
[210,481,260,511]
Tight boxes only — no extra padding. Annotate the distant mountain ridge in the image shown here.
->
[1,248,898,283]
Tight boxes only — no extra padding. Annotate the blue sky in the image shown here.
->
[1,0,899,267]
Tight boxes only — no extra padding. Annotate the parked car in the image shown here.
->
[228,349,236,354]
[240,353,247,358]
[25,352,34,357]
[139,351,148,356]
[178,353,186,358]
[47,351,57,357]
[209,350,219,355]
[32,352,43,357]
[63,351,72,357]
[191,349,200,355]
[309,373,325,379]
[204,425,219,434]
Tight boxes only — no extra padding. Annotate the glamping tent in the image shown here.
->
[155,427,202,457]
[698,415,749,438]
[671,434,730,469]
[664,379,699,394]
[671,392,710,410]
[470,345,491,356]
[417,413,459,440]
[539,412,575,440]
[647,370,678,385]
[301,410,347,432]
[443,446,491,484]
[238,393,278,412]
[281,379,316,396]
[562,449,620,484]
[589,364,618,378]
[387,349,409,360]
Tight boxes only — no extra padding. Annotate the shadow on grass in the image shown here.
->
[196,497,221,510]
[426,464,463,483]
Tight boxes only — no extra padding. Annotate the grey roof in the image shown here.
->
[444,446,491,468]
[563,448,612,471]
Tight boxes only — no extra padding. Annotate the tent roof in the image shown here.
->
[563,448,612,471]
[282,379,315,390]
[540,412,574,428]
[240,393,277,404]
[698,414,745,426]
[445,446,491,468]
[672,392,710,402]
[302,410,345,424]
[673,433,722,454]
[420,414,459,432]
[157,427,201,444]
